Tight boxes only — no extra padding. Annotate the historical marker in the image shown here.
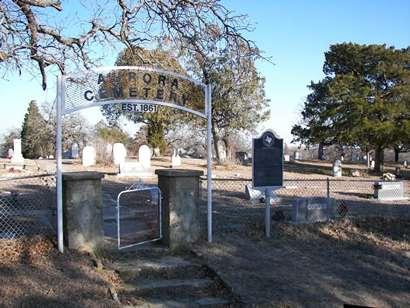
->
[252,130,283,188]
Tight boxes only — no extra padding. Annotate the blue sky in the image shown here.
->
[1,0,409,143]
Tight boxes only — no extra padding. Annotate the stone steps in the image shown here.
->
[112,254,234,307]
[123,296,231,307]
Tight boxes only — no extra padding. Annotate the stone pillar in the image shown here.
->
[155,169,203,250]
[62,172,104,252]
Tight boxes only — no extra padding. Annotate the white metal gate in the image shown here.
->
[116,185,162,249]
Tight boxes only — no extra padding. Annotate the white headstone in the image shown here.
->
[284,154,290,162]
[171,149,182,167]
[82,146,96,167]
[139,145,152,169]
[370,160,375,169]
[11,139,24,164]
[333,159,342,177]
[294,151,300,160]
[7,148,13,159]
[113,143,127,165]
[403,160,408,169]
[71,143,79,159]
[153,147,160,157]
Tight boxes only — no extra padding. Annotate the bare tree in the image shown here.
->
[1,0,259,89]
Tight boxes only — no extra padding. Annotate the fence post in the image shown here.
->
[326,177,330,199]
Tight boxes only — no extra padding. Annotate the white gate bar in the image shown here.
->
[206,84,213,243]
[56,76,64,253]
[116,187,162,250]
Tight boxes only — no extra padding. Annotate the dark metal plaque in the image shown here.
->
[252,130,283,188]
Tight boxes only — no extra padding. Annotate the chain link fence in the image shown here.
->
[0,174,56,239]
[200,177,410,218]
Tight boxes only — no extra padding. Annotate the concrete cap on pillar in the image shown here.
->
[155,169,204,177]
[62,171,104,181]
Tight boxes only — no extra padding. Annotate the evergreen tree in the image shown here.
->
[293,43,410,172]
[21,100,48,158]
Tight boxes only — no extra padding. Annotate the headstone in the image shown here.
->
[284,154,290,162]
[71,143,79,159]
[139,145,152,169]
[63,150,71,159]
[294,151,300,160]
[245,184,264,201]
[374,181,406,201]
[382,172,396,181]
[82,146,96,167]
[403,160,408,169]
[171,149,181,168]
[370,160,375,169]
[119,161,150,177]
[11,139,24,164]
[235,151,248,165]
[332,159,342,177]
[113,143,127,165]
[292,197,335,224]
[351,170,361,177]
[252,130,283,188]
[153,147,160,157]
[7,148,13,159]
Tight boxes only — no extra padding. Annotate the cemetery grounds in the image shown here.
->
[0,157,409,306]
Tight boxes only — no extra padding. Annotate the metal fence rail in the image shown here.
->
[0,174,56,239]
[200,177,410,211]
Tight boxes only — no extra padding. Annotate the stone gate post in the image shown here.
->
[62,171,104,251]
[155,169,203,250]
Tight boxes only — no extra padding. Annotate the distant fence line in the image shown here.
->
[200,176,410,211]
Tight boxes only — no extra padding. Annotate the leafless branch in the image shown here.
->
[1,0,261,89]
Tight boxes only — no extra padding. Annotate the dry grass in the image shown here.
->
[0,236,120,307]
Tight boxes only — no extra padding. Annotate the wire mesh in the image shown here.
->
[0,174,56,239]
[200,177,410,213]
[117,187,161,249]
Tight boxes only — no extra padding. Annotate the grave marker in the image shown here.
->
[11,139,24,165]
[171,149,182,167]
[71,143,79,159]
[113,143,127,165]
[332,159,342,177]
[82,146,96,166]
[139,145,152,169]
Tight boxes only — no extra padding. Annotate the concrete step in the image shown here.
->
[113,256,206,281]
[120,278,216,300]
[114,252,234,307]
[123,296,232,307]
[122,278,213,292]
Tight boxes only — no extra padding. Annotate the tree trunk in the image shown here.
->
[374,146,384,173]
[222,136,233,161]
[318,142,324,160]
[211,122,222,164]
[394,146,400,162]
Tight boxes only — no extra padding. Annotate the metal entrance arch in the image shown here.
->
[56,66,213,253]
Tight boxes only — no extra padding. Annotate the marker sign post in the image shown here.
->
[252,130,283,237]
[56,66,213,253]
